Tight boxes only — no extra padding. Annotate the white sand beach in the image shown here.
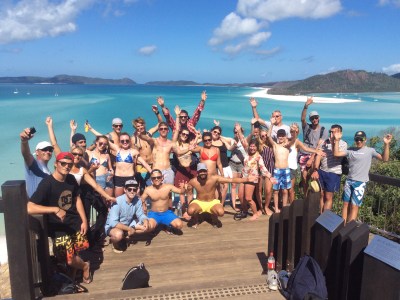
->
[0,236,8,264]
[246,88,362,104]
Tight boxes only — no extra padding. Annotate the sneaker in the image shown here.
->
[267,270,278,291]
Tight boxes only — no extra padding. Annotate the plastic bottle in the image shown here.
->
[84,120,89,132]
[267,251,275,271]
[176,201,183,217]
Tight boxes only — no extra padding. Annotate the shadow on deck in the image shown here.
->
[54,207,284,299]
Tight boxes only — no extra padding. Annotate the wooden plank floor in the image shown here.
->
[54,206,284,299]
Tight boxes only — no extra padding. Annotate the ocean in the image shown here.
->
[0,83,399,248]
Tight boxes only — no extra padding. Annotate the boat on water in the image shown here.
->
[13,89,19,94]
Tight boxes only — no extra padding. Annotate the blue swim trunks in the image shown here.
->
[342,179,367,207]
[148,210,178,226]
[273,168,291,190]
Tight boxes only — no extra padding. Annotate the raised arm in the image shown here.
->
[301,97,313,128]
[171,107,181,143]
[157,96,176,130]
[381,134,392,161]
[69,120,77,148]
[332,131,346,157]
[20,128,35,167]
[87,122,103,137]
[188,91,207,127]
[249,97,260,119]
[46,117,61,156]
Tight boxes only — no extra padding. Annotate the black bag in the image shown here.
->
[49,272,88,295]
[280,255,327,300]
[341,157,349,175]
[121,263,150,290]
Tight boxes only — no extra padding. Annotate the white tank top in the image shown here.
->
[71,167,84,185]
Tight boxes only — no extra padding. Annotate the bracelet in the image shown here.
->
[304,105,308,109]
[155,111,160,115]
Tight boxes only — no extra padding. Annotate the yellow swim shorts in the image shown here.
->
[191,199,221,214]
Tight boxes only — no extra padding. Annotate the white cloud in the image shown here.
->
[236,0,342,22]
[382,64,400,75]
[208,12,264,46]
[379,0,400,6]
[0,0,93,44]
[138,45,157,56]
[209,0,342,56]
[254,47,281,57]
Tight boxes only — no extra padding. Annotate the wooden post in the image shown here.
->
[2,180,35,300]
[301,191,321,256]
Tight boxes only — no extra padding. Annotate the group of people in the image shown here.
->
[20,91,392,285]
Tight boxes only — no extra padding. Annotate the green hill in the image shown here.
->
[268,70,400,94]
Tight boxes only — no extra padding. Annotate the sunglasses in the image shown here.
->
[159,127,168,131]
[113,124,123,128]
[203,138,212,142]
[212,131,221,135]
[71,152,83,157]
[126,187,138,192]
[120,139,130,144]
[273,115,281,118]
[151,176,162,180]
[179,116,188,119]
[181,132,189,137]
[310,116,319,120]
[354,137,365,142]
[40,147,54,153]
[58,161,73,168]
[98,142,107,147]
[261,135,267,138]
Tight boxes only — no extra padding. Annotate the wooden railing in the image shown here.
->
[0,173,399,299]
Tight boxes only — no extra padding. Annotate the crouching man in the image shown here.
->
[105,179,156,253]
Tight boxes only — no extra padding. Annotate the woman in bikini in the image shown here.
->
[193,131,223,176]
[108,132,152,197]
[87,136,114,198]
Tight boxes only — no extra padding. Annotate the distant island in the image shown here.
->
[1,70,400,93]
[0,74,136,85]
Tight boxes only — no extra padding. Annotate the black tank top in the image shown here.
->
[216,144,229,167]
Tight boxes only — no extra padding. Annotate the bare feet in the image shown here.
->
[249,214,260,221]
[265,207,274,216]
[82,261,92,284]
[274,208,281,213]
[182,212,191,221]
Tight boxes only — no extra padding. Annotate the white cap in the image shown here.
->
[112,118,123,125]
[35,141,53,151]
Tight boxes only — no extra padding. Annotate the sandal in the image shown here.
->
[82,262,92,284]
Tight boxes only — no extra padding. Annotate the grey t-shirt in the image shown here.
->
[320,139,348,174]
[300,123,329,154]
[345,146,380,182]
[262,120,291,141]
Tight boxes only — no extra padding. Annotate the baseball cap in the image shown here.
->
[309,111,319,118]
[56,152,74,161]
[112,118,123,125]
[197,163,208,172]
[354,131,366,140]
[124,179,138,187]
[35,141,53,151]
[71,133,86,144]
[277,129,286,137]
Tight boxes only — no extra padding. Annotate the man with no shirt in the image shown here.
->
[187,163,257,228]
[141,169,186,234]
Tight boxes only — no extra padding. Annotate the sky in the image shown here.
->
[0,0,400,84]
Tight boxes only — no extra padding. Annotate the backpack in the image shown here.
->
[121,263,150,290]
[49,272,88,295]
[341,157,349,175]
[280,255,328,300]
[304,126,325,148]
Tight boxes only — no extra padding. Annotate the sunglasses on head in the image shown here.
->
[71,152,83,157]
[151,175,162,180]
[126,187,138,192]
[40,147,54,153]
[159,127,168,131]
[58,161,73,168]
[113,124,123,128]
[120,139,130,144]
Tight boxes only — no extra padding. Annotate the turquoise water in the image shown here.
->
[0,84,399,235]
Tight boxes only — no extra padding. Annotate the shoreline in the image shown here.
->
[246,88,362,104]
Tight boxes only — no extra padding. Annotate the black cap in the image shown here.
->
[72,133,86,144]
[277,129,286,137]
[354,131,366,139]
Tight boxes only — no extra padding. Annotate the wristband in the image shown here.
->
[155,111,160,115]
[55,208,61,214]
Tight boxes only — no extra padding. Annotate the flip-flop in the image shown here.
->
[82,262,92,284]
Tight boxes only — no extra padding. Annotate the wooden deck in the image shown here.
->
[53,206,284,299]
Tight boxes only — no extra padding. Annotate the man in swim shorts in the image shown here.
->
[187,163,258,228]
[141,169,187,234]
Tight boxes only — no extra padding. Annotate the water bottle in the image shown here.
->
[176,201,182,217]
[84,120,89,132]
[267,251,275,271]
